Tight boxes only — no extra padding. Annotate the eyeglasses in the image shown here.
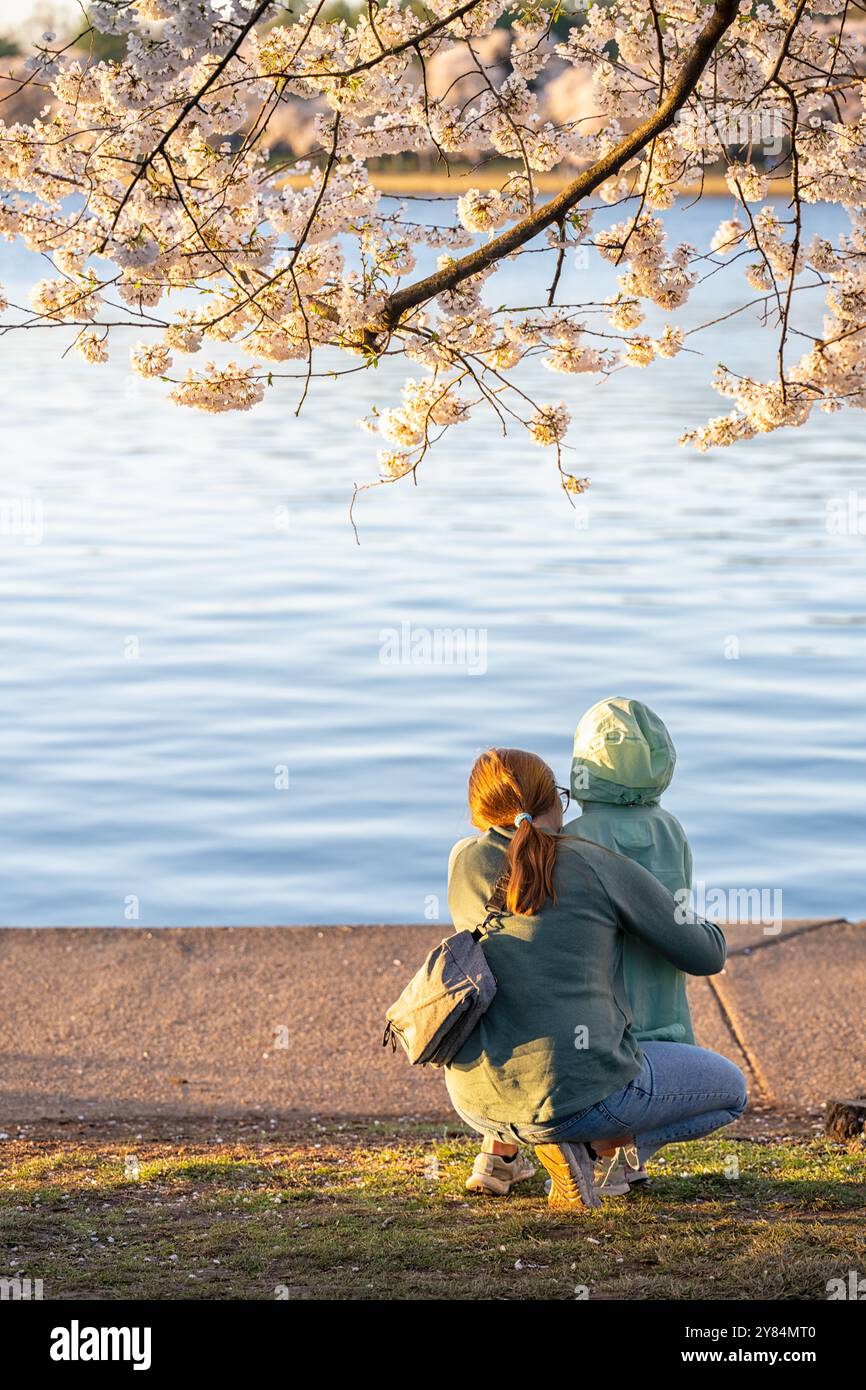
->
[556,784,571,813]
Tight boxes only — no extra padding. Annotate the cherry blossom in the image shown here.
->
[0,0,863,513]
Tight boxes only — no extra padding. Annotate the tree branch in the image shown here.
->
[287,0,487,81]
[98,0,274,253]
[380,0,741,332]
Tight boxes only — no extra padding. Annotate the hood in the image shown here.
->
[571,696,676,806]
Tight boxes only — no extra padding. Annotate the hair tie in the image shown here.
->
[514,811,532,827]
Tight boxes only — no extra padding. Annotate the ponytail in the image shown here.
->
[467,748,559,917]
[505,816,558,916]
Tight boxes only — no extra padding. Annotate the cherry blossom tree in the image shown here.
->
[1,0,864,522]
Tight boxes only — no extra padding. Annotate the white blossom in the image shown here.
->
[528,403,570,447]
[131,342,173,377]
[0,0,863,496]
[170,362,265,413]
[76,331,109,364]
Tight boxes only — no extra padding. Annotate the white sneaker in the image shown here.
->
[465,1150,536,1196]
[593,1150,631,1197]
[620,1142,649,1185]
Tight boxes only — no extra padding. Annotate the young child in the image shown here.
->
[561,695,694,1193]
[564,695,693,1038]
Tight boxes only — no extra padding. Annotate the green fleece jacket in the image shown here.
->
[444,827,725,1128]
[563,696,694,1043]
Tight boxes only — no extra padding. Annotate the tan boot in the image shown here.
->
[535,1141,602,1211]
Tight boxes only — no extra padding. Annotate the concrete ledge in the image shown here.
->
[0,926,450,1124]
[0,920,860,1126]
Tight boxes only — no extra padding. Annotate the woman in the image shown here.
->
[446,748,747,1211]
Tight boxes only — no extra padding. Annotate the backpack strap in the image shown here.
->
[471,867,510,941]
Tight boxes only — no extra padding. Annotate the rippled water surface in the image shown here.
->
[0,197,864,924]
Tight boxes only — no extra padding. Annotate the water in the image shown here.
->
[0,197,863,925]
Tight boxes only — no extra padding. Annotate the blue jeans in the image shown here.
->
[453,1042,748,1165]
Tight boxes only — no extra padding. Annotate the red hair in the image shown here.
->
[468,748,558,916]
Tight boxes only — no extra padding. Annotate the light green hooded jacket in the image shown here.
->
[562,697,695,1044]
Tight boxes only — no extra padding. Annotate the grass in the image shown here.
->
[1,1123,864,1301]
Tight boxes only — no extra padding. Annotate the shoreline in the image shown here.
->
[279,168,787,198]
[0,919,862,1131]
[283,169,745,197]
